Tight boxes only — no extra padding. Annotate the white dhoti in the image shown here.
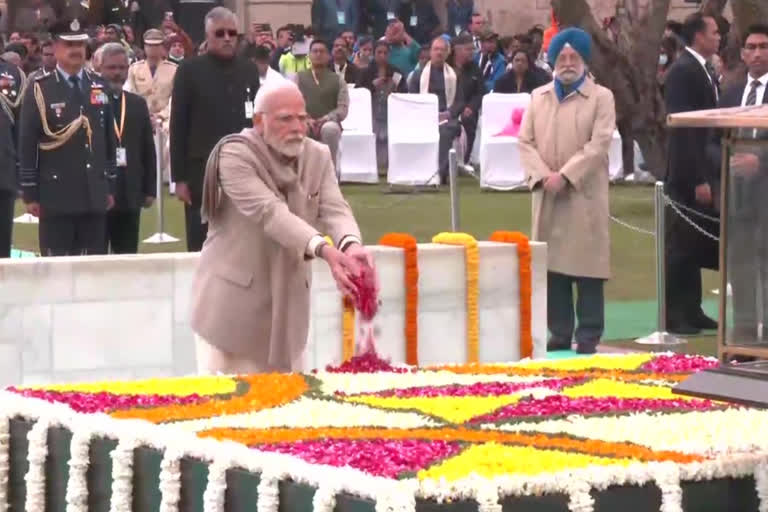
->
[194,333,306,375]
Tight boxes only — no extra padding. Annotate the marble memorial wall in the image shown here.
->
[0,242,547,386]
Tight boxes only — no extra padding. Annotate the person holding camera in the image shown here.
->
[279,26,312,81]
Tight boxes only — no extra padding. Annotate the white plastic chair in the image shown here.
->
[339,87,378,184]
[479,93,531,190]
[387,93,440,186]
[608,130,624,181]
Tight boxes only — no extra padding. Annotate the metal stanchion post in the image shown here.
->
[143,130,179,244]
[636,181,686,345]
[449,148,460,232]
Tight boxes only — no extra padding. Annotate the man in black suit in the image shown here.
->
[170,6,260,252]
[718,24,768,343]
[100,42,156,254]
[664,12,721,334]
[0,59,25,258]
[19,18,117,256]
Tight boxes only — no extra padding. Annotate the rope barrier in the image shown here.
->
[609,215,655,236]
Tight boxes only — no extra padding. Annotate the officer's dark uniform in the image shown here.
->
[0,60,24,258]
[18,19,117,256]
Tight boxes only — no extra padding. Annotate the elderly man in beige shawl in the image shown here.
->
[190,81,375,374]
[518,28,616,355]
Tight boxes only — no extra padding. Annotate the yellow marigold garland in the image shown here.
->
[379,233,419,365]
[489,231,533,359]
[326,236,355,362]
[432,232,480,363]
[342,297,356,361]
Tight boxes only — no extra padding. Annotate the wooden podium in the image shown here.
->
[669,105,768,406]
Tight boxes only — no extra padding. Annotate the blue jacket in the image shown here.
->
[475,52,507,92]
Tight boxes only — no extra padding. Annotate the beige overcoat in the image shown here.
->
[189,130,361,371]
[125,59,177,121]
[518,78,616,279]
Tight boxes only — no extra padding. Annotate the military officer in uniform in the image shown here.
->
[18,18,117,256]
[125,28,176,187]
[0,55,26,257]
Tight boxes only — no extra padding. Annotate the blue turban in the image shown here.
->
[547,28,592,67]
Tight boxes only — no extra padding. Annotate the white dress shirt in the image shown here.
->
[685,46,718,101]
[741,71,768,106]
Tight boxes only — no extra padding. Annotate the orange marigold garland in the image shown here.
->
[490,231,533,359]
[379,233,419,365]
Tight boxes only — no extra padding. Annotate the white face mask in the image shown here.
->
[659,53,669,66]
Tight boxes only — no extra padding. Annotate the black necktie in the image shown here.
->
[746,79,761,106]
[705,61,719,100]
[69,75,84,105]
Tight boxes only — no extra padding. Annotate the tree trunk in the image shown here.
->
[552,0,670,179]
[731,0,768,27]
[701,0,728,16]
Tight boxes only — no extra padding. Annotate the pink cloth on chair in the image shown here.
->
[495,108,526,137]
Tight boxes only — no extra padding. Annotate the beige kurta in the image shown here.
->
[518,78,616,279]
[189,130,361,372]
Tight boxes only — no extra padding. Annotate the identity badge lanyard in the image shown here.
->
[113,92,127,167]
[245,86,254,119]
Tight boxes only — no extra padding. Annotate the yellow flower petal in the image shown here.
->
[28,376,239,397]
[418,442,631,481]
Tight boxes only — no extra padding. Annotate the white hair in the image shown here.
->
[253,80,302,114]
[204,6,237,32]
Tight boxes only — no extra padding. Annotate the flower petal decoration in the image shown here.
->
[432,232,479,363]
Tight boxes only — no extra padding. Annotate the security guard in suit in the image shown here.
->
[18,18,117,256]
[0,59,26,258]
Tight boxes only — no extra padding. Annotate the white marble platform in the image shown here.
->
[0,242,547,385]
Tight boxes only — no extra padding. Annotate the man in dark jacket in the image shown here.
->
[408,35,484,182]
[170,6,260,252]
[664,12,721,334]
[19,18,117,256]
[100,43,156,254]
[0,59,24,258]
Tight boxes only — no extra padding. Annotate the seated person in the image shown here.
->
[408,35,485,182]
[295,39,349,175]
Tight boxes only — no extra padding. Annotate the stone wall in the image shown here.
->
[0,242,547,386]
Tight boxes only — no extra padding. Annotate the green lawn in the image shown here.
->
[11,179,719,355]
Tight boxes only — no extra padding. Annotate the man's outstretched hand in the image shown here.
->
[321,245,362,297]
[344,242,379,294]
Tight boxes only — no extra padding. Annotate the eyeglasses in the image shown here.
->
[214,29,238,38]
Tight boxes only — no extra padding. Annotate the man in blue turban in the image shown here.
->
[547,27,593,101]
[518,25,616,354]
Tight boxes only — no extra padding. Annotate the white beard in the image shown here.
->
[267,135,305,158]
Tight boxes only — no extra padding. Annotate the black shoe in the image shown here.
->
[667,323,701,336]
[547,337,572,351]
[689,313,717,330]
[576,341,599,354]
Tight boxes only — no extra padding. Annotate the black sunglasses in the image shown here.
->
[214,29,238,38]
